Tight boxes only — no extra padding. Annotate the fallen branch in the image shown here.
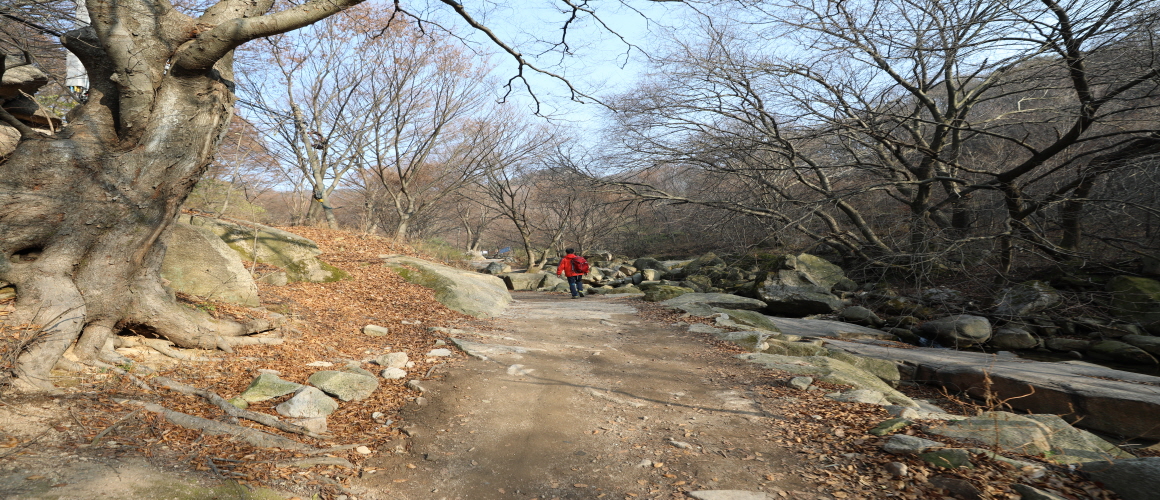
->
[153,376,330,439]
[122,399,316,451]
[91,408,144,446]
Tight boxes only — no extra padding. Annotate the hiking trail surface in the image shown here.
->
[353,292,817,499]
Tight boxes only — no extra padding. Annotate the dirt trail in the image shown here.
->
[353,293,815,500]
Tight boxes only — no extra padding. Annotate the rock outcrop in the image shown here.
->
[383,255,512,318]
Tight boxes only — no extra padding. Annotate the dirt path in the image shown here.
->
[353,293,816,500]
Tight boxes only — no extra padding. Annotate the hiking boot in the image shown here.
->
[571,295,578,299]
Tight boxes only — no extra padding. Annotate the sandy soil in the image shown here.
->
[351,293,818,500]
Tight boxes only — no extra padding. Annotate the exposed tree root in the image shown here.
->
[153,376,330,440]
[135,338,223,362]
[123,399,316,451]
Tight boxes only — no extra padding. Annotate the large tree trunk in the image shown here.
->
[0,0,362,390]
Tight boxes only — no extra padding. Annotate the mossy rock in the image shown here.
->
[1108,275,1160,333]
[186,214,347,283]
[643,285,694,302]
[713,308,783,333]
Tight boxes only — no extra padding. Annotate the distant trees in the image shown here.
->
[606,0,1160,276]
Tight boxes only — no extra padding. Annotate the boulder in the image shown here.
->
[375,352,409,369]
[383,255,512,318]
[642,285,694,302]
[660,293,767,316]
[993,281,1062,316]
[761,338,828,357]
[599,285,644,295]
[275,387,339,418]
[824,338,1160,440]
[1121,334,1160,356]
[926,411,1133,464]
[681,253,726,277]
[1078,458,1160,500]
[840,306,884,327]
[184,214,347,282]
[236,373,303,403]
[482,261,509,274]
[161,221,260,306]
[633,257,669,272]
[917,315,992,347]
[828,389,890,405]
[713,309,783,333]
[308,370,379,402]
[738,353,917,407]
[756,283,843,316]
[882,434,943,454]
[1107,275,1160,334]
[1045,337,1092,352]
[713,331,771,352]
[989,327,1039,349]
[1088,340,1159,365]
[500,272,548,291]
[641,269,663,281]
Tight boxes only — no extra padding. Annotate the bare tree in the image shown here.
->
[606,0,1160,276]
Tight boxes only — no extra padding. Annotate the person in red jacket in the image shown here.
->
[556,248,588,299]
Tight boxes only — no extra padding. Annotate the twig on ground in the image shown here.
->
[90,408,144,446]
[153,376,330,439]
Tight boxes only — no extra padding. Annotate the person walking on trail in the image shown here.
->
[556,248,589,299]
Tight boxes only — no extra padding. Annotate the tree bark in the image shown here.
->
[0,0,363,390]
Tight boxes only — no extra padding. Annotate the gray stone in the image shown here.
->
[1078,458,1160,500]
[994,281,1062,316]
[500,272,548,291]
[788,377,813,390]
[738,353,917,407]
[1088,340,1158,365]
[380,368,407,380]
[688,324,726,335]
[761,338,828,357]
[482,261,509,275]
[919,448,974,468]
[426,348,453,357]
[687,491,773,500]
[362,325,390,337]
[713,309,784,333]
[375,352,409,369]
[828,389,889,405]
[870,418,914,436]
[275,387,339,418]
[382,255,512,318]
[161,221,260,306]
[1045,337,1092,352]
[660,293,767,317]
[450,338,528,360]
[840,306,885,327]
[882,434,944,455]
[755,283,843,316]
[184,214,346,282]
[821,338,1160,440]
[1021,413,1134,463]
[1121,334,1160,356]
[642,285,694,302]
[713,330,771,352]
[1010,484,1068,500]
[237,373,303,403]
[308,370,379,402]
[917,315,992,347]
[990,327,1039,349]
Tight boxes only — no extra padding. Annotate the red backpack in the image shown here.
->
[570,256,590,275]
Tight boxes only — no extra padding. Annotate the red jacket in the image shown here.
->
[557,254,583,277]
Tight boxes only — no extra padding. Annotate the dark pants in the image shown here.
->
[567,275,584,297]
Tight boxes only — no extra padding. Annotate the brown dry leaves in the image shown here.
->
[71,227,472,495]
